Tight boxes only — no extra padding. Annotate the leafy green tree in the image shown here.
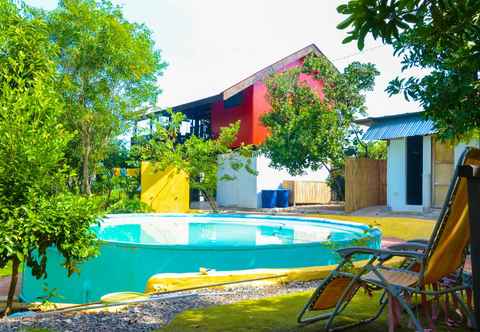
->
[102,139,130,170]
[261,55,379,197]
[337,0,480,140]
[0,1,100,316]
[93,139,131,200]
[133,110,255,210]
[345,125,387,159]
[47,0,167,194]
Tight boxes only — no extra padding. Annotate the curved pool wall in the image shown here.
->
[21,214,381,304]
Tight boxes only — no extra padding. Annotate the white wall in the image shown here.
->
[216,154,258,208]
[217,153,329,208]
[387,138,407,211]
[255,155,329,208]
[386,135,480,212]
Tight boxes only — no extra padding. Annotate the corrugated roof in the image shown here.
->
[360,112,436,140]
[143,44,333,120]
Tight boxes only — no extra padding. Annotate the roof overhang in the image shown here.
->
[356,112,436,140]
[139,43,336,121]
[139,94,221,121]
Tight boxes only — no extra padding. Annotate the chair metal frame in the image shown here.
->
[298,147,479,331]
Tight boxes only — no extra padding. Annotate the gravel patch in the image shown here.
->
[0,281,320,332]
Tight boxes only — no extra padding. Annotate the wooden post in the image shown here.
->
[459,164,480,330]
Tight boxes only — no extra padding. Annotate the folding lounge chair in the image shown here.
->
[298,147,480,331]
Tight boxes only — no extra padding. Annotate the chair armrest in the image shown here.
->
[406,239,429,244]
[337,247,424,261]
[387,241,428,251]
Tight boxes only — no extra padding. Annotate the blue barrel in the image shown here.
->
[276,189,289,208]
[261,190,277,208]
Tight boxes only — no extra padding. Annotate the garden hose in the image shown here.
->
[16,273,288,317]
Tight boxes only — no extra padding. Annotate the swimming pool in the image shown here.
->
[21,214,381,303]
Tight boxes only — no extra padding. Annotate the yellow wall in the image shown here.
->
[113,168,139,177]
[140,162,190,213]
[126,168,139,176]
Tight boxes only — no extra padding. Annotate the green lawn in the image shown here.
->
[162,291,453,332]
[0,261,13,278]
[162,215,438,332]
[313,214,435,240]
[0,261,23,278]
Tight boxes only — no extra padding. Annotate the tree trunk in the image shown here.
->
[333,177,344,201]
[81,133,92,195]
[1,257,20,318]
[201,190,218,212]
[321,162,345,202]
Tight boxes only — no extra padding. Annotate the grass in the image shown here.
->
[313,214,435,240]
[161,291,453,332]
[0,261,13,278]
[0,261,23,278]
[162,214,439,331]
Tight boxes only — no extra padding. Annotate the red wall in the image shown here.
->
[211,85,254,147]
[211,57,324,147]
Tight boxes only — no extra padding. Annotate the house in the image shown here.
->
[211,44,326,147]
[135,44,332,208]
[214,44,330,208]
[357,111,479,212]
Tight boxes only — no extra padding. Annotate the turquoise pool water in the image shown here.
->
[21,214,381,304]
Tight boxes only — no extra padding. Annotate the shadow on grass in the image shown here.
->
[161,291,457,332]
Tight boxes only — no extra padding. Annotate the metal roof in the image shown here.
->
[222,44,335,99]
[359,112,436,140]
[140,43,333,121]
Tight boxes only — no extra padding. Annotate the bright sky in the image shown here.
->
[26,0,424,118]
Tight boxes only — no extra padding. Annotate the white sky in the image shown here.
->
[27,0,425,117]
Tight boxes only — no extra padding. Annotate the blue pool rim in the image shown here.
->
[20,213,382,304]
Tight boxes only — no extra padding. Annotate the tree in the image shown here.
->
[93,139,130,201]
[337,0,480,141]
[47,0,167,194]
[133,110,255,210]
[0,1,100,316]
[261,55,379,198]
[345,125,387,160]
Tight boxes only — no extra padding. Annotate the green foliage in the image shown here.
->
[107,196,152,214]
[262,67,343,175]
[0,261,22,278]
[261,55,379,177]
[102,139,131,170]
[357,141,387,160]
[46,0,167,194]
[337,0,480,141]
[0,0,100,315]
[36,283,63,311]
[93,141,138,200]
[133,109,255,210]
[345,126,387,159]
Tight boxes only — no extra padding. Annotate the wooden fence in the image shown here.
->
[282,180,331,205]
[345,158,386,212]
